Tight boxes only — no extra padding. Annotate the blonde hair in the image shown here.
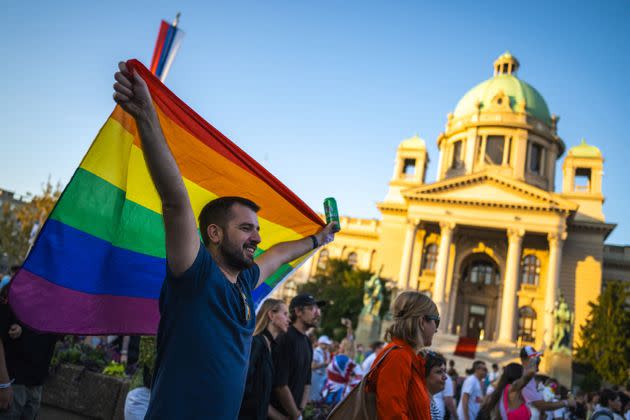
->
[385,291,438,349]
[254,298,286,336]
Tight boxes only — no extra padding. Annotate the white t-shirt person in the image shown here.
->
[457,375,483,420]
[521,377,544,420]
[433,374,454,419]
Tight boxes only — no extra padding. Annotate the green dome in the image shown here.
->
[453,54,552,126]
[568,139,601,158]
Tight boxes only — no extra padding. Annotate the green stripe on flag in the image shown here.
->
[51,168,167,258]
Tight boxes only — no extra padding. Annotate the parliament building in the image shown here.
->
[279,53,628,369]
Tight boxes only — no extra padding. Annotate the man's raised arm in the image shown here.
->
[255,222,336,287]
[113,62,198,276]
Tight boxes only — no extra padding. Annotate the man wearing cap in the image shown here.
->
[271,294,325,419]
[513,346,575,420]
[310,335,332,401]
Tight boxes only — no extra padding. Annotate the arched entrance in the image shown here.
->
[452,253,502,340]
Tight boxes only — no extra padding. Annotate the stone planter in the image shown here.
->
[40,364,129,420]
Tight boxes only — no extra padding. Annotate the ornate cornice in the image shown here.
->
[376,201,408,214]
[568,220,616,240]
[403,171,577,214]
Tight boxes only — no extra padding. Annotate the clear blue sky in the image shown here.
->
[2,1,629,243]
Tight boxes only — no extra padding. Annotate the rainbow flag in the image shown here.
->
[9,59,323,335]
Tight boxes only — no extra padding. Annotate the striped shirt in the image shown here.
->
[431,396,442,420]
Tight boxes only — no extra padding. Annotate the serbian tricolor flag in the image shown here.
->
[9,60,324,335]
[150,16,185,82]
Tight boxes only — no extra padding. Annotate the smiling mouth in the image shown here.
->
[244,245,256,256]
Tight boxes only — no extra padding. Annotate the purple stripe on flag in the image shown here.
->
[9,269,160,335]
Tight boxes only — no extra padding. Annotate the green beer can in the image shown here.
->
[324,197,341,233]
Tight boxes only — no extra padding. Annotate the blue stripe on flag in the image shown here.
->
[23,219,165,299]
[156,25,177,78]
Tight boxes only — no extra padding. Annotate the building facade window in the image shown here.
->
[466,261,500,285]
[347,252,358,268]
[528,142,545,175]
[402,158,416,176]
[521,255,540,286]
[451,140,464,169]
[422,243,438,271]
[574,168,591,192]
[485,135,505,165]
[317,249,329,271]
[518,306,537,343]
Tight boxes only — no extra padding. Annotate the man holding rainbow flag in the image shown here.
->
[112,61,336,418]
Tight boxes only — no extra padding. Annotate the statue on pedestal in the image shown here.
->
[551,293,573,355]
[360,267,384,318]
[356,267,384,346]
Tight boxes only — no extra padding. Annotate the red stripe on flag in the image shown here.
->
[126,59,325,227]
[150,21,170,74]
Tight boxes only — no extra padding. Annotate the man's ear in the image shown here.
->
[207,224,223,245]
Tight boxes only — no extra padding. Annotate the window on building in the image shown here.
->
[402,158,416,176]
[451,140,464,169]
[468,261,500,285]
[485,135,505,165]
[521,255,540,286]
[347,252,358,268]
[317,249,329,271]
[528,142,544,175]
[422,244,438,272]
[574,168,591,192]
[518,306,537,343]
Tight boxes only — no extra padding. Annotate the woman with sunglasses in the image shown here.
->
[366,290,440,420]
[238,299,289,420]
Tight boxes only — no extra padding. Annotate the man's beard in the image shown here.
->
[220,237,255,271]
[304,316,320,329]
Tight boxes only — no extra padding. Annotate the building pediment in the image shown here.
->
[403,172,578,214]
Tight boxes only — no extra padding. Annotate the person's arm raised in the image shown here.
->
[113,62,198,276]
[255,222,336,288]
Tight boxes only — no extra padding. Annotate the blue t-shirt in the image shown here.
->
[145,242,259,419]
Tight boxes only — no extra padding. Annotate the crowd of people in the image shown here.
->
[0,61,628,420]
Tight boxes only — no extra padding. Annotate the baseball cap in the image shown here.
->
[317,335,333,345]
[520,345,542,359]
[289,294,327,311]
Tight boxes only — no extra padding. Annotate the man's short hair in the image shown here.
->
[198,197,260,246]
[492,363,498,369]
[370,341,384,351]
[599,389,617,408]
[472,360,486,371]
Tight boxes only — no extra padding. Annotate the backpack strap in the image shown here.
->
[365,345,401,384]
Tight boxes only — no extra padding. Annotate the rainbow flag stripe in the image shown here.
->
[9,59,323,335]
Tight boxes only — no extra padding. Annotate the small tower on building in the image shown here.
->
[384,135,428,203]
[562,139,605,222]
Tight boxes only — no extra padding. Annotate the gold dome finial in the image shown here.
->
[493,51,520,76]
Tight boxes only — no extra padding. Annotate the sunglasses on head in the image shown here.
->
[424,315,440,328]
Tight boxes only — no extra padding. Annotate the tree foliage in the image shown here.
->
[574,280,630,386]
[298,258,391,341]
[0,179,61,267]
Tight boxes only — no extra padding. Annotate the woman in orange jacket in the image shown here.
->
[368,291,440,420]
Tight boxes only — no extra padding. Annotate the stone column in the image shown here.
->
[498,228,524,343]
[433,221,455,318]
[544,232,565,347]
[409,229,427,290]
[397,220,419,290]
